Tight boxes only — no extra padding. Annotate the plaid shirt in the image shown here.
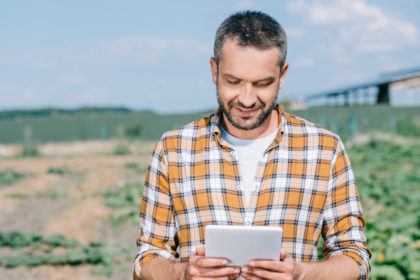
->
[135,105,371,279]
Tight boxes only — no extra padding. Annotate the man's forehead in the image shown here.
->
[217,39,281,79]
[218,37,282,59]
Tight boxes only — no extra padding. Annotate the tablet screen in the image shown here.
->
[205,225,283,266]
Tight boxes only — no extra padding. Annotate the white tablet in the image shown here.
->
[205,225,283,266]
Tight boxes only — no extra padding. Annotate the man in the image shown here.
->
[134,11,370,280]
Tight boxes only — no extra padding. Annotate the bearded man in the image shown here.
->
[133,10,370,280]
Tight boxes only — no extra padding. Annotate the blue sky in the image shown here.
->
[1,0,419,112]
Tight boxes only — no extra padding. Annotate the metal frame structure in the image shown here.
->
[306,67,420,106]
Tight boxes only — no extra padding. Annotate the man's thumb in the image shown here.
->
[280,248,287,261]
[195,244,205,256]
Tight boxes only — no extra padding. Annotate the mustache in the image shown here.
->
[227,100,265,110]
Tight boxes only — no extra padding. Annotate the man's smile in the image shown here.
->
[234,106,259,118]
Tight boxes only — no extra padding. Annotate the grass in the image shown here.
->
[0,169,25,187]
[47,167,69,175]
[112,144,131,155]
[6,193,29,199]
[36,189,61,200]
[124,162,148,174]
[103,182,143,226]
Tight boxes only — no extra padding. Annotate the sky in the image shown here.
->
[1,0,419,113]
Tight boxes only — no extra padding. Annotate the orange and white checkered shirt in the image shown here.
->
[135,105,371,279]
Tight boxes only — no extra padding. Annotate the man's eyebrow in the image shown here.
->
[254,77,275,83]
[222,73,241,80]
[222,73,276,83]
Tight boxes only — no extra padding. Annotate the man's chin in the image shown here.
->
[230,116,261,131]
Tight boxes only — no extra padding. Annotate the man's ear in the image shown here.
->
[210,57,218,85]
[279,62,289,89]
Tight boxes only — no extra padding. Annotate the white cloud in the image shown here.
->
[287,0,419,53]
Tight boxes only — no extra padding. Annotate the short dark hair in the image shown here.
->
[214,10,287,68]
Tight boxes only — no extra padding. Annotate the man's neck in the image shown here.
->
[222,109,279,140]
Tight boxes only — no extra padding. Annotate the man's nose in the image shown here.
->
[237,83,257,108]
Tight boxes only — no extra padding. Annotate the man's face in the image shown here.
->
[211,38,288,131]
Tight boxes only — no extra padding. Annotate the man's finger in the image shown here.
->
[240,272,263,280]
[196,257,230,267]
[198,266,240,277]
[248,260,289,272]
[246,268,280,279]
[192,277,231,280]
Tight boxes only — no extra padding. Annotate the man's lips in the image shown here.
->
[234,106,259,117]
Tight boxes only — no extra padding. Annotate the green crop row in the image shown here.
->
[0,232,79,248]
[0,232,112,269]
[0,247,108,268]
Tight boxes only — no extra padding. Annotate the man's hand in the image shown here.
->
[185,244,241,280]
[240,249,301,280]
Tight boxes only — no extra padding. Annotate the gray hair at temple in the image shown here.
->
[214,10,288,69]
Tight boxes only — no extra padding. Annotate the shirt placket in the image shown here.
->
[229,149,247,221]
[228,146,266,227]
[217,134,246,224]
[244,150,271,226]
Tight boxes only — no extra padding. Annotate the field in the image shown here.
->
[0,141,152,280]
[0,109,209,144]
[0,107,419,279]
[348,139,420,279]
[0,106,419,145]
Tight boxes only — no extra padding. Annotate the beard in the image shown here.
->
[217,90,278,131]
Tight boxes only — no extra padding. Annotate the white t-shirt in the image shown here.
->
[221,127,278,207]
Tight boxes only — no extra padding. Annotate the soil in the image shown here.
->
[0,141,153,280]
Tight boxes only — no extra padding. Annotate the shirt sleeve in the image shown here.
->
[322,138,371,279]
[133,137,178,278]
